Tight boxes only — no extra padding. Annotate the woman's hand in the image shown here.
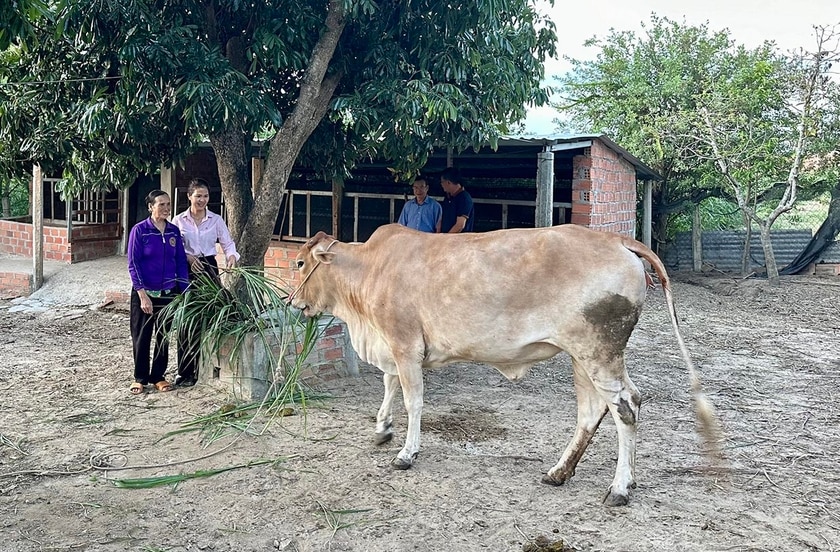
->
[187,254,205,273]
[226,255,237,269]
[138,290,153,314]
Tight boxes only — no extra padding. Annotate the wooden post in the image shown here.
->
[535,151,554,227]
[32,164,44,290]
[251,157,264,198]
[643,180,652,248]
[119,186,130,255]
[332,178,344,238]
[692,204,702,272]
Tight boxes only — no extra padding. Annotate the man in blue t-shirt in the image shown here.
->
[440,167,474,233]
[397,176,442,233]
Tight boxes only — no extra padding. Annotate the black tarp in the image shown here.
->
[780,180,840,275]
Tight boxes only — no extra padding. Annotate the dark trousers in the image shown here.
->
[130,289,176,384]
[177,256,220,380]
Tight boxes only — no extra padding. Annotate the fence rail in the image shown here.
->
[279,189,571,242]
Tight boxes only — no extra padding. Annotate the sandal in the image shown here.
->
[130,382,145,395]
[154,380,174,393]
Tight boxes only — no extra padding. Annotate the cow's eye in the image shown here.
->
[296,260,305,269]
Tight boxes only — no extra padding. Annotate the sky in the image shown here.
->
[522,0,840,134]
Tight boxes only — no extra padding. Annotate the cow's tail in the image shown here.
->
[622,237,726,465]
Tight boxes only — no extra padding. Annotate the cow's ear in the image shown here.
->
[313,243,337,264]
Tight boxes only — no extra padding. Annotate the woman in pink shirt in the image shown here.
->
[172,178,240,386]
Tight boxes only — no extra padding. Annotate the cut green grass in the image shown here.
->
[111,457,290,489]
[0,433,28,455]
[316,501,375,538]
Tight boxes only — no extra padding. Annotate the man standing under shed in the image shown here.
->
[440,167,474,233]
[398,175,442,233]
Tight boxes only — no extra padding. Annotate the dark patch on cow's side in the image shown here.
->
[582,294,642,351]
[616,398,636,426]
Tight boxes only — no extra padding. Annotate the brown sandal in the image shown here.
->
[130,382,145,395]
[154,380,173,393]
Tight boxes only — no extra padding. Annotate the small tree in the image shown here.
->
[685,26,840,283]
[554,15,730,247]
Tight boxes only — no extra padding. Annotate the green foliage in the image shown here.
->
[0,176,29,217]
[555,15,840,247]
[555,15,746,238]
[1,0,556,199]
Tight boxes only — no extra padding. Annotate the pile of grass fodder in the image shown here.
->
[162,266,324,412]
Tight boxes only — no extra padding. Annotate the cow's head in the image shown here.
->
[288,231,339,317]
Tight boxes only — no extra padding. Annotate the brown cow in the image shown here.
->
[289,223,720,506]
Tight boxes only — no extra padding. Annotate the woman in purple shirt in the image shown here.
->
[172,179,240,387]
[127,190,189,395]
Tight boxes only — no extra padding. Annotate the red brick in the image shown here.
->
[323,348,343,361]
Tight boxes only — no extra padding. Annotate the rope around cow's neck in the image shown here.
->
[288,239,339,304]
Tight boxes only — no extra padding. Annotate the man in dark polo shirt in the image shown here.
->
[440,167,474,233]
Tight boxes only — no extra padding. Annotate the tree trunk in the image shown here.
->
[213,0,347,269]
[211,127,253,248]
[740,211,751,276]
[758,223,780,285]
[1,185,10,218]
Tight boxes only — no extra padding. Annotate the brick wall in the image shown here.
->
[0,271,30,299]
[0,219,119,263]
[264,239,302,288]
[263,240,359,386]
[0,220,35,258]
[70,223,121,262]
[571,140,637,237]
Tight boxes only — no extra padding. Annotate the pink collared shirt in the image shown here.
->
[173,209,240,261]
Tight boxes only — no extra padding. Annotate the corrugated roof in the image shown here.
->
[499,133,662,181]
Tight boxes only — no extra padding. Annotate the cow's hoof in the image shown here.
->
[541,469,573,486]
[373,431,393,446]
[390,457,413,470]
[602,487,630,507]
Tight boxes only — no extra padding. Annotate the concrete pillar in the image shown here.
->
[159,165,175,197]
[119,186,130,255]
[32,164,44,290]
[535,151,554,227]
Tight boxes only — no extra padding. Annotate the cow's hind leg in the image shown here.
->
[598,364,642,507]
[374,373,400,445]
[544,355,641,506]
[543,358,609,486]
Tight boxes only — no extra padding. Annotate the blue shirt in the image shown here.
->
[127,218,190,293]
[398,197,442,233]
[441,189,474,232]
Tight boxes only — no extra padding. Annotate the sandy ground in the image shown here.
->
[1,268,839,552]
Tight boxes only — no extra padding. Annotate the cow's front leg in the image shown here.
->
[391,362,424,470]
[374,373,400,445]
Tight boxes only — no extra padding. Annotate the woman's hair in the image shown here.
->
[188,178,209,197]
[144,189,168,209]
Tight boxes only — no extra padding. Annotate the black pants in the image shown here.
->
[177,256,220,381]
[130,289,176,384]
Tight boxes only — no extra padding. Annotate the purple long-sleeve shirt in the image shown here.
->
[127,218,190,293]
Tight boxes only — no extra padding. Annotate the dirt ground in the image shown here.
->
[1,271,839,552]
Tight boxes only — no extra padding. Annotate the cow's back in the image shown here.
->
[348,224,648,368]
